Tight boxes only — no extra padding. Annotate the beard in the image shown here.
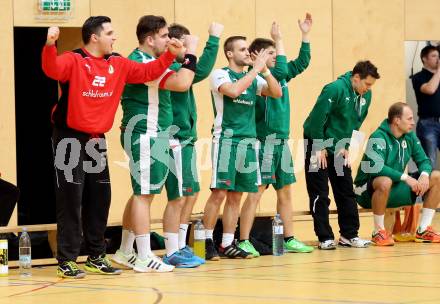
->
[233,57,251,67]
[152,45,165,58]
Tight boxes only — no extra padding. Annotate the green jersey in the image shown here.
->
[121,49,174,137]
[170,36,220,142]
[256,42,311,140]
[210,67,267,142]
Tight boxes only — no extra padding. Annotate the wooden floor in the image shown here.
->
[1,241,440,304]
[1,215,440,304]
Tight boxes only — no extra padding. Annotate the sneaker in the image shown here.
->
[238,240,260,257]
[133,254,175,273]
[180,246,206,264]
[163,251,201,268]
[318,240,336,250]
[415,226,440,243]
[219,241,253,259]
[284,237,314,253]
[371,229,394,246]
[338,236,371,248]
[205,238,220,261]
[84,254,122,275]
[111,249,137,269]
[57,261,86,279]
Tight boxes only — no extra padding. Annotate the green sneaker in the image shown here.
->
[57,261,86,279]
[284,238,314,253]
[84,254,122,275]
[237,240,260,257]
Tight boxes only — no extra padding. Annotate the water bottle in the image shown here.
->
[272,214,284,256]
[19,228,32,277]
[0,239,7,276]
[193,219,206,259]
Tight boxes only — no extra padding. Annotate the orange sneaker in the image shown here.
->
[415,226,440,243]
[372,229,394,246]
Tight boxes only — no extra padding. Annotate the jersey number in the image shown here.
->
[92,76,106,87]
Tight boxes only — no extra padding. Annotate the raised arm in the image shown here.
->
[41,26,73,82]
[269,22,288,81]
[257,49,282,98]
[193,22,223,84]
[162,35,199,92]
[125,38,181,84]
[217,49,278,98]
[286,13,312,82]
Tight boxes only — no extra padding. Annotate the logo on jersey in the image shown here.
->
[85,64,91,73]
[92,76,106,87]
[108,65,114,74]
[360,97,366,106]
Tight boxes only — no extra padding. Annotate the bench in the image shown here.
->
[1,209,373,267]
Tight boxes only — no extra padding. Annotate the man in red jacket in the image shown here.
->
[42,16,183,279]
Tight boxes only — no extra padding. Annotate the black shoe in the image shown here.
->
[219,241,253,259]
[57,261,86,279]
[84,254,122,275]
[205,238,220,261]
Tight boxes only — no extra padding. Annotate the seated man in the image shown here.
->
[354,102,440,246]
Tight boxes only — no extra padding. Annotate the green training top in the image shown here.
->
[303,71,372,154]
[170,35,220,142]
[354,119,432,186]
[256,42,311,140]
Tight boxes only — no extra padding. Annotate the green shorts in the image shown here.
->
[355,178,417,209]
[121,131,170,195]
[210,139,259,193]
[258,139,296,190]
[165,140,200,201]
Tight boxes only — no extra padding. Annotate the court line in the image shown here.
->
[7,279,63,298]
[171,251,440,274]
[3,250,439,303]
[1,282,396,304]
[140,290,400,304]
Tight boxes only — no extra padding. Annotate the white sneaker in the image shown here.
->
[318,239,336,250]
[133,255,175,273]
[111,249,137,269]
[338,236,371,248]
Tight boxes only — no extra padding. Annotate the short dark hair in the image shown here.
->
[223,36,246,58]
[387,102,410,123]
[82,16,111,45]
[249,38,275,54]
[136,15,167,44]
[168,23,190,40]
[420,45,439,64]
[352,60,380,80]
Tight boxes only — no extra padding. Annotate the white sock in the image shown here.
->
[164,232,179,257]
[135,234,152,260]
[374,214,385,231]
[221,233,234,248]
[120,229,135,255]
[205,229,214,240]
[178,224,189,250]
[419,208,435,232]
